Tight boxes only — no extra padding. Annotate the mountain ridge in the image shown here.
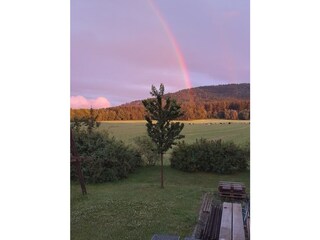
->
[71,83,250,120]
[121,83,250,107]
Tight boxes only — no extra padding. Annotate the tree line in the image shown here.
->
[70,99,250,121]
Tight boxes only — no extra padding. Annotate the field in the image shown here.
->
[99,119,250,146]
[71,119,250,240]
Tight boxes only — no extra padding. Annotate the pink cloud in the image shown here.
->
[70,96,111,109]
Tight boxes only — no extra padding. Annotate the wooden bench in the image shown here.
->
[219,202,245,240]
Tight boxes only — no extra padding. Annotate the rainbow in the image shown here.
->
[147,0,193,90]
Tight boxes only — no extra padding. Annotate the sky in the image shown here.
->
[71,0,250,108]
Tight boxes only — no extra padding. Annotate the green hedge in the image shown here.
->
[71,130,142,183]
[170,139,249,174]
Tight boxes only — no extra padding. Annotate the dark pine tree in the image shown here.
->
[142,84,185,188]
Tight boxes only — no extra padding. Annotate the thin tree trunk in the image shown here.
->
[71,129,87,195]
[160,153,164,188]
[75,160,87,195]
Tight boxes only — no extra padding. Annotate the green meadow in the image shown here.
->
[98,119,250,146]
[71,119,250,240]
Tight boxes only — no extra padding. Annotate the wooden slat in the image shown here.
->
[233,185,243,192]
[232,203,245,240]
[219,192,246,199]
[192,193,213,239]
[219,181,245,186]
[220,185,231,191]
[219,202,232,240]
[219,182,245,190]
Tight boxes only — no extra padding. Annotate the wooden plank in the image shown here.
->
[233,185,243,192]
[219,181,245,186]
[232,203,245,240]
[219,193,246,199]
[220,185,231,191]
[219,202,232,240]
[192,193,212,238]
[219,192,246,196]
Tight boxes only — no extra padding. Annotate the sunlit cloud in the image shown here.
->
[70,96,111,109]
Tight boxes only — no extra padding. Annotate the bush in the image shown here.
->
[132,136,159,166]
[238,109,250,120]
[71,130,142,183]
[170,139,249,174]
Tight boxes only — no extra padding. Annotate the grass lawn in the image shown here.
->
[71,166,250,240]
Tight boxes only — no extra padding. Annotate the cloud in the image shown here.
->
[70,96,111,109]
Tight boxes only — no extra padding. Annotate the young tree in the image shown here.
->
[83,107,100,134]
[70,107,100,134]
[142,84,185,188]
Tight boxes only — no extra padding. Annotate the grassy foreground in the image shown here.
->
[71,166,250,240]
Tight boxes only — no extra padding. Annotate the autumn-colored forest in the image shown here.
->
[71,83,250,121]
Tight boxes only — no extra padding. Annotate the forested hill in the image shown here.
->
[123,83,250,107]
[71,83,250,121]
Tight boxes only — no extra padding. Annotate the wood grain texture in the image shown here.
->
[219,202,232,240]
[232,203,245,240]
